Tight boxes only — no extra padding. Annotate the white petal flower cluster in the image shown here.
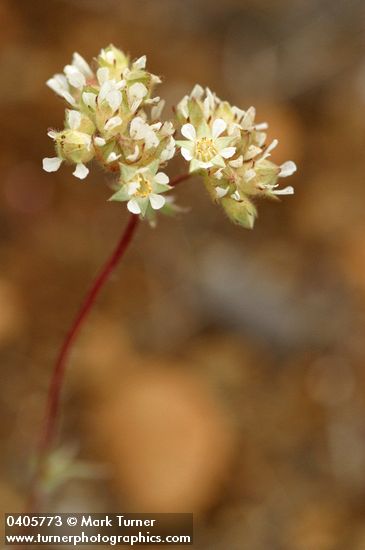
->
[43,46,297,228]
[43,45,176,221]
[176,85,297,228]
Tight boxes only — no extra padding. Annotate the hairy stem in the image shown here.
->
[28,213,139,510]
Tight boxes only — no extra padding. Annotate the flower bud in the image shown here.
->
[97,45,129,79]
[220,196,257,229]
[55,130,95,164]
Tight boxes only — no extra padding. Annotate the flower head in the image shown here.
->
[43,46,176,221]
[176,86,297,228]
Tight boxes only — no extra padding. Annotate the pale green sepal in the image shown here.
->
[189,159,202,173]
[120,163,138,183]
[108,186,130,202]
[221,196,257,229]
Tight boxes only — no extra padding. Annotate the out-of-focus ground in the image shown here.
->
[2,0,365,548]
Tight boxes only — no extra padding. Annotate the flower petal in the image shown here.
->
[73,163,89,180]
[191,84,204,99]
[46,75,67,95]
[82,92,97,110]
[181,147,193,161]
[94,137,106,147]
[144,129,159,150]
[107,90,122,111]
[243,145,262,161]
[151,99,166,121]
[181,123,196,141]
[97,67,110,85]
[127,181,140,195]
[128,82,148,101]
[104,116,122,132]
[64,65,85,89]
[149,193,166,210]
[72,53,93,77]
[220,146,236,159]
[272,186,294,195]
[216,186,229,198]
[229,155,243,168]
[106,152,121,163]
[212,118,227,139]
[279,161,297,177]
[67,110,81,130]
[154,172,169,185]
[126,145,140,162]
[127,199,141,214]
[99,80,113,103]
[262,139,278,159]
[43,157,62,172]
[133,55,147,70]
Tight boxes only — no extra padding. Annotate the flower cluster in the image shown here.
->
[43,45,175,221]
[176,85,297,228]
[43,46,297,228]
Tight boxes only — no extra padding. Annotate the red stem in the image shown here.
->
[170,172,191,186]
[28,213,139,510]
[28,172,191,511]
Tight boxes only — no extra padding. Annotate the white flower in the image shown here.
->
[110,162,172,217]
[177,118,236,172]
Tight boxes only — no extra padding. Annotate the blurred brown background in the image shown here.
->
[2,0,365,548]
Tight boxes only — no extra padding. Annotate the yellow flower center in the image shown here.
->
[135,174,152,197]
[195,137,217,162]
